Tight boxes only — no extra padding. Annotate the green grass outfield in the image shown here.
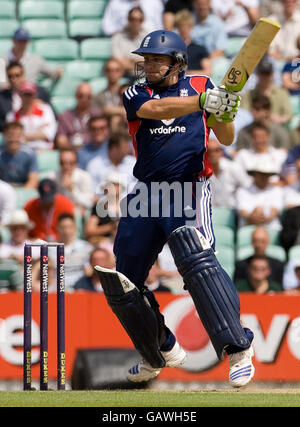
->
[1,389,300,407]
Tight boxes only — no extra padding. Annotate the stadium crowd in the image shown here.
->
[0,0,299,295]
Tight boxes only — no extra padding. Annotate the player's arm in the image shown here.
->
[136,95,201,120]
[212,121,235,146]
[137,87,240,122]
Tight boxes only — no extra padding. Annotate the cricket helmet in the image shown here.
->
[132,30,188,64]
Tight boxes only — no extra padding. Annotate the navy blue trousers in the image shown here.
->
[114,178,215,289]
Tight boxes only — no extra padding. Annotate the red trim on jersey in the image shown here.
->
[189,76,207,95]
[189,76,213,178]
[144,87,153,97]
[199,110,213,178]
[14,103,44,120]
[128,119,141,158]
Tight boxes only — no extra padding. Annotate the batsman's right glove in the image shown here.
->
[199,86,241,123]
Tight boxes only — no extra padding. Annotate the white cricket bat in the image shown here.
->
[207,17,281,127]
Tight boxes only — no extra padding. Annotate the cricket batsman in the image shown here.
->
[95,30,255,387]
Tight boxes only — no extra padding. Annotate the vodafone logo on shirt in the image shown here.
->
[149,119,186,135]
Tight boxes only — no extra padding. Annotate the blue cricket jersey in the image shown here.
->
[123,73,215,182]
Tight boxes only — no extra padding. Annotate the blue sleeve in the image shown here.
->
[205,77,215,91]
[29,151,39,172]
[122,84,152,121]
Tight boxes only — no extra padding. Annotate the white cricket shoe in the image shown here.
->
[127,342,187,383]
[127,359,162,382]
[229,345,255,388]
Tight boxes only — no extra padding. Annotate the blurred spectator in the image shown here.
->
[234,226,285,285]
[289,118,300,148]
[111,7,149,78]
[52,213,93,290]
[73,247,115,292]
[85,172,124,245]
[208,138,251,208]
[55,82,100,149]
[234,122,287,177]
[282,35,300,95]
[0,61,51,131]
[0,180,16,226]
[235,255,282,293]
[47,148,94,215]
[0,209,35,264]
[6,81,57,151]
[281,146,300,185]
[92,59,127,133]
[268,0,300,61]
[211,0,259,37]
[174,10,211,75]
[235,95,291,152]
[2,28,63,84]
[240,56,293,125]
[145,261,171,292]
[284,174,300,208]
[163,0,194,30]
[102,0,164,36]
[236,158,284,229]
[280,199,300,253]
[191,0,228,59]
[24,178,75,241]
[260,0,285,16]
[0,122,38,188]
[87,132,136,194]
[77,115,110,170]
[282,259,300,292]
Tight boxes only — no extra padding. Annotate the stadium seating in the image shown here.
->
[0,260,22,291]
[211,56,230,84]
[0,19,19,38]
[33,38,79,61]
[288,114,300,130]
[89,76,108,93]
[212,207,236,230]
[214,226,235,248]
[289,95,300,116]
[215,247,235,279]
[237,244,286,262]
[0,226,11,243]
[67,0,107,20]
[64,60,104,81]
[68,18,103,38]
[225,37,246,58]
[75,208,84,239]
[0,38,12,55]
[22,19,68,39]
[80,37,112,60]
[288,245,300,261]
[51,76,81,97]
[15,187,39,209]
[51,96,76,114]
[19,1,65,20]
[0,1,16,19]
[37,149,60,174]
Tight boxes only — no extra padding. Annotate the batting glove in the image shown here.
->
[199,86,241,123]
